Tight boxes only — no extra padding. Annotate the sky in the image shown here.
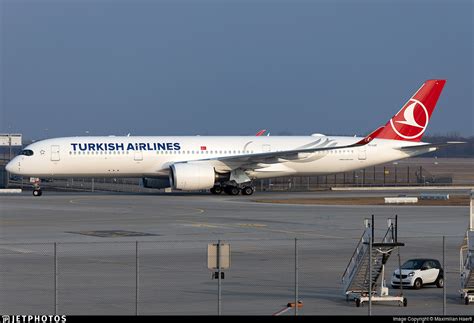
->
[1,0,472,140]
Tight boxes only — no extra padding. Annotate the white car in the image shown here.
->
[391,258,444,289]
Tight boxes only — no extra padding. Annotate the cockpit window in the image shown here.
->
[20,149,34,156]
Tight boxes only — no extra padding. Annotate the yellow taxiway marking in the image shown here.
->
[68,197,205,216]
[68,196,117,205]
[237,223,267,228]
[176,220,344,239]
[0,246,34,254]
[190,223,219,228]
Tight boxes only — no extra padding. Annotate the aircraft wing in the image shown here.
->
[197,127,384,170]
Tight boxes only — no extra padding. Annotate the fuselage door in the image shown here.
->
[51,145,60,161]
[358,147,366,160]
[134,150,143,161]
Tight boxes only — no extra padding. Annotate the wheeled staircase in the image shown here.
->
[342,216,404,298]
[459,191,474,304]
[460,231,474,304]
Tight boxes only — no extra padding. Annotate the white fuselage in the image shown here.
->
[6,135,428,180]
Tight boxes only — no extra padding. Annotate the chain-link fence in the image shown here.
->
[5,166,463,193]
[1,234,472,315]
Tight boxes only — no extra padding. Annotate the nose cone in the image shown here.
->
[6,158,16,174]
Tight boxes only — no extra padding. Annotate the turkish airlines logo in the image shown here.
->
[389,99,429,139]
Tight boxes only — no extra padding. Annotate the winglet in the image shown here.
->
[354,126,385,146]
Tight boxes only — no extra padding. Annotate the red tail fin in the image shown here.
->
[375,80,446,141]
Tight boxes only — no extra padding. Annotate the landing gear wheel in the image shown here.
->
[241,186,254,196]
[33,189,42,197]
[225,186,240,195]
[210,186,223,195]
[403,298,408,307]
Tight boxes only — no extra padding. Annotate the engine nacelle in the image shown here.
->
[140,177,171,189]
[170,163,217,190]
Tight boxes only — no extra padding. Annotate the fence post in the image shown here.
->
[136,241,139,315]
[54,242,58,315]
[217,240,222,316]
[443,236,446,315]
[294,238,298,316]
[368,234,372,316]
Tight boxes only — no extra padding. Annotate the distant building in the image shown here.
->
[0,133,23,162]
[0,133,23,188]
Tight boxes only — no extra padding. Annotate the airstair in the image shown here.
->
[459,191,474,305]
[342,215,406,307]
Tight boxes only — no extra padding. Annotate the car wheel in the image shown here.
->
[413,278,422,290]
[355,299,361,307]
[403,298,407,307]
[436,277,444,288]
[465,297,469,305]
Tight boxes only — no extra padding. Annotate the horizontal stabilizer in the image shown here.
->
[397,141,466,151]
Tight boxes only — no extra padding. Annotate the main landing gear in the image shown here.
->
[210,184,254,196]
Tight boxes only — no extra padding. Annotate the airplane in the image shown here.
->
[6,79,463,196]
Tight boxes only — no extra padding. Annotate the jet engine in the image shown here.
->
[170,163,228,190]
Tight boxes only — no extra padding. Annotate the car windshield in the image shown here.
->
[401,259,424,270]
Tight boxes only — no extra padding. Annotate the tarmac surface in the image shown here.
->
[0,189,473,315]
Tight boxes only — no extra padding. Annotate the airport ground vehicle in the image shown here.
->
[391,258,444,289]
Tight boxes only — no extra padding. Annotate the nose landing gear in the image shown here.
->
[31,177,42,197]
